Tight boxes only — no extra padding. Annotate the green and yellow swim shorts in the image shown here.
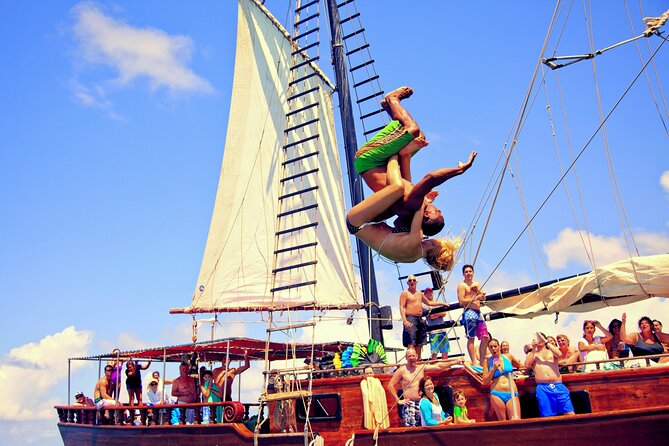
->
[353,120,414,174]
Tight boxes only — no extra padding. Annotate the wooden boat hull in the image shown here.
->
[57,422,305,446]
[351,405,669,446]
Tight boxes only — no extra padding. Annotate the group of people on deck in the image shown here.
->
[81,350,250,425]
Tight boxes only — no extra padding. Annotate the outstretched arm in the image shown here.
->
[403,151,477,212]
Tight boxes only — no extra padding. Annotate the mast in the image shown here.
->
[324,0,383,343]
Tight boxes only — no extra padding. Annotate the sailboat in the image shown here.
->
[55,1,669,445]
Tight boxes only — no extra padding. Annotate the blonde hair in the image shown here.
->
[424,236,462,271]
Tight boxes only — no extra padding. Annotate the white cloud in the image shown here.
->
[0,326,93,421]
[70,2,213,109]
[544,227,669,270]
[661,170,669,193]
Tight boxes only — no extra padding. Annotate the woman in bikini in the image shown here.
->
[482,338,523,420]
[620,313,669,363]
[346,152,474,271]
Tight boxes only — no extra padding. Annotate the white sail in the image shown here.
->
[175,0,358,313]
[485,254,669,316]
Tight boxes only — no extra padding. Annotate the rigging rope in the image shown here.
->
[479,35,667,290]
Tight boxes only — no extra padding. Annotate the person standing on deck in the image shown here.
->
[171,362,197,424]
[213,349,250,401]
[525,332,575,417]
[400,275,443,360]
[457,264,489,366]
[387,347,462,427]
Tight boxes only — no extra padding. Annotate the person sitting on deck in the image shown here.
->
[213,349,250,401]
[652,319,669,354]
[74,391,94,407]
[387,347,462,427]
[482,339,523,421]
[418,376,453,426]
[556,334,581,373]
[578,320,612,371]
[353,86,474,237]
[452,389,476,424]
[605,318,630,359]
[360,366,390,429]
[620,313,669,364]
[525,332,575,417]
[94,365,118,410]
[346,151,475,271]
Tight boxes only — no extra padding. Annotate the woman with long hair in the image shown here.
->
[605,318,630,359]
[346,152,475,271]
[482,339,522,420]
[577,320,612,372]
[418,376,452,426]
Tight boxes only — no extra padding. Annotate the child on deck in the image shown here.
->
[452,389,476,424]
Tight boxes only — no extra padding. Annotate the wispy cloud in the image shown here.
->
[544,227,669,270]
[0,326,93,421]
[661,170,669,194]
[69,2,213,113]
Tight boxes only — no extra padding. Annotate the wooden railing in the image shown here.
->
[55,401,258,426]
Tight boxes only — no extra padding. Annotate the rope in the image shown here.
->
[628,2,669,135]
[472,0,564,266]
[479,35,667,291]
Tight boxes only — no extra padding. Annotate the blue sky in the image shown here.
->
[1,1,667,444]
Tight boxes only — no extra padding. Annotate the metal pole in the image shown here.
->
[223,339,231,401]
[67,359,71,406]
[325,0,383,344]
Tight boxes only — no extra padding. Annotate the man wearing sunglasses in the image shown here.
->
[93,366,117,410]
[400,275,443,360]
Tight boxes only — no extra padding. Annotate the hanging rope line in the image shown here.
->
[478,35,667,291]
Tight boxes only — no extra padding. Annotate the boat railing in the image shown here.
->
[566,351,669,372]
[54,400,258,427]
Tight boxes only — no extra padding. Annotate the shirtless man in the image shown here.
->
[525,332,575,417]
[93,365,117,409]
[387,347,462,427]
[400,275,443,360]
[172,362,197,423]
[213,350,250,401]
[457,264,489,366]
[354,86,477,236]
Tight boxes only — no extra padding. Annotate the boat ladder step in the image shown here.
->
[262,390,312,402]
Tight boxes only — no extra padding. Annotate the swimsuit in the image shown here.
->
[488,355,514,379]
[535,382,574,416]
[402,399,421,427]
[353,120,415,174]
[490,389,518,404]
[427,315,450,354]
[488,355,517,404]
[402,314,427,347]
[630,333,664,362]
[462,308,488,339]
[346,217,407,236]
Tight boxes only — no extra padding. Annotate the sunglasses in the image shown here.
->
[150,383,158,386]
[407,279,417,283]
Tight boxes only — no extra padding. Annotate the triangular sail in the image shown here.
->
[174,0,358,313]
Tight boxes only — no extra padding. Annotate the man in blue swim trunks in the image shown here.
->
[458,264,489,367]
[525,332,575,417]
[354,86,477,236]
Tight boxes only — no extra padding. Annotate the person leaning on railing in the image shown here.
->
[620,313,669,364]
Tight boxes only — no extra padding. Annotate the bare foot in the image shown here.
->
[399,136,429,157]
[384,86,413,102]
